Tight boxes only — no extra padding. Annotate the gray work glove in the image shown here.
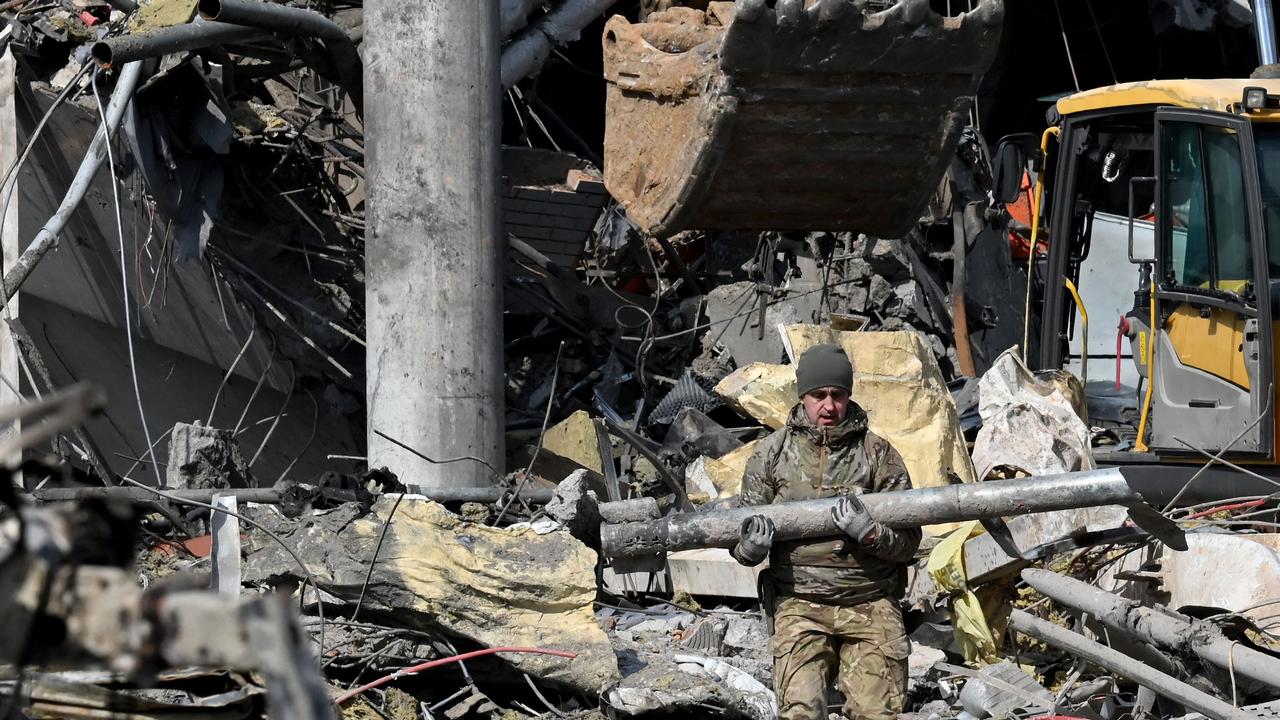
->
[832,494,878,545]
[732,514,774,567]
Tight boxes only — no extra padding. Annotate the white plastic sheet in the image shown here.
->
[971,350,1095,480]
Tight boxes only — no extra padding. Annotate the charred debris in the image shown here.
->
[0,1,1278,719]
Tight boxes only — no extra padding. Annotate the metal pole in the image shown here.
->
[365,1,504,489]
[1007,610,1256,720]
[600,468,1150,559]
[1256,0,1278,66]
[1022,569,1280,691]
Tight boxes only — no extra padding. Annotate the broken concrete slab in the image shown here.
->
[910,505,1133,604]
[166,422,252,489]
[864,236,913,280]
[685,457,718,505]
[713,363,795,431]
[240,497,618,693]
[532,409,603,474]
[685,439,760,504]
[701,281,823,367]
[667,548,764,599]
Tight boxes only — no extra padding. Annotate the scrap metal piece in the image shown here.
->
[953,659,1054,719]
[602,0,1004,237]
[1007,609,1255,720]
[210,493,240,599]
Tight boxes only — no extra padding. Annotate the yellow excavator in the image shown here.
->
[994,67,1280,468]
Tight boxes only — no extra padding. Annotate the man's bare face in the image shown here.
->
[802,386,850,427]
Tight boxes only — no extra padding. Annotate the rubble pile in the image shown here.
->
[12,376,1280,720]
[0,1,1278,720]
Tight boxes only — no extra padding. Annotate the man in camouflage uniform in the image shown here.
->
[732,344,921,720]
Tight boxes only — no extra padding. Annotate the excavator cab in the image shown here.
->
[601,0,1004,238]
[1027,81,1280,462]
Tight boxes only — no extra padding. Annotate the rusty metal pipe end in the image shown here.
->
[91,41,114,68]
[196,0,224,22]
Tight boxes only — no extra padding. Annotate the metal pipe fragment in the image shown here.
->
[501,0,616,89]
[601,468,1147,559]
[598,497,661,524]
[3,61,144,301]
[1022,568,1280,691]
[197,0,362,107]
[1007,610,1255,720]
[92,22,268,67]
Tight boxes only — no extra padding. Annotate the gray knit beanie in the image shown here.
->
[795,344,853,397]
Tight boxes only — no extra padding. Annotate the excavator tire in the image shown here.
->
[602,0,1004,238]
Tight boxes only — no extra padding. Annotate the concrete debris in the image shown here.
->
[604,654,777,720]
[166,421,253,489]
[955,659,1054,719]
[240,497,619,693]
[971,349,1096,480]
[533,409,606,474]
[685,438,759,503]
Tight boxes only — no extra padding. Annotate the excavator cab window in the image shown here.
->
[1160,122,1253,300]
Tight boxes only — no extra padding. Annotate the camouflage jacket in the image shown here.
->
[737,402,922,606]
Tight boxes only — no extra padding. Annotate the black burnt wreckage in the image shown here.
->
[0,0,1279,719]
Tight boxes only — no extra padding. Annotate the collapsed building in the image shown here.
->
[1,0,1279,719]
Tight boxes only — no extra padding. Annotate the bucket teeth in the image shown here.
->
[603,0,1004,238]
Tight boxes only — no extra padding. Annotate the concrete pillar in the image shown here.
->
[365,1,504,488]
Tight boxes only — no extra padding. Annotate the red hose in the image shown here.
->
[1184,499,1266,520]
[334,646,578,704]
[1116,316,1129,390]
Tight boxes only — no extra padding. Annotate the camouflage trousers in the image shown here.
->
[769,596,909,720]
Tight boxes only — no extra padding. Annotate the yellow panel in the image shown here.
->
[1163,303,1250,389]
[1056,79,1280,118]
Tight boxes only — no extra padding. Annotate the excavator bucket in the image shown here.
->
[602,0,1004,238]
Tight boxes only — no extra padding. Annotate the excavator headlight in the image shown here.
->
[1243,86,1269,112]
